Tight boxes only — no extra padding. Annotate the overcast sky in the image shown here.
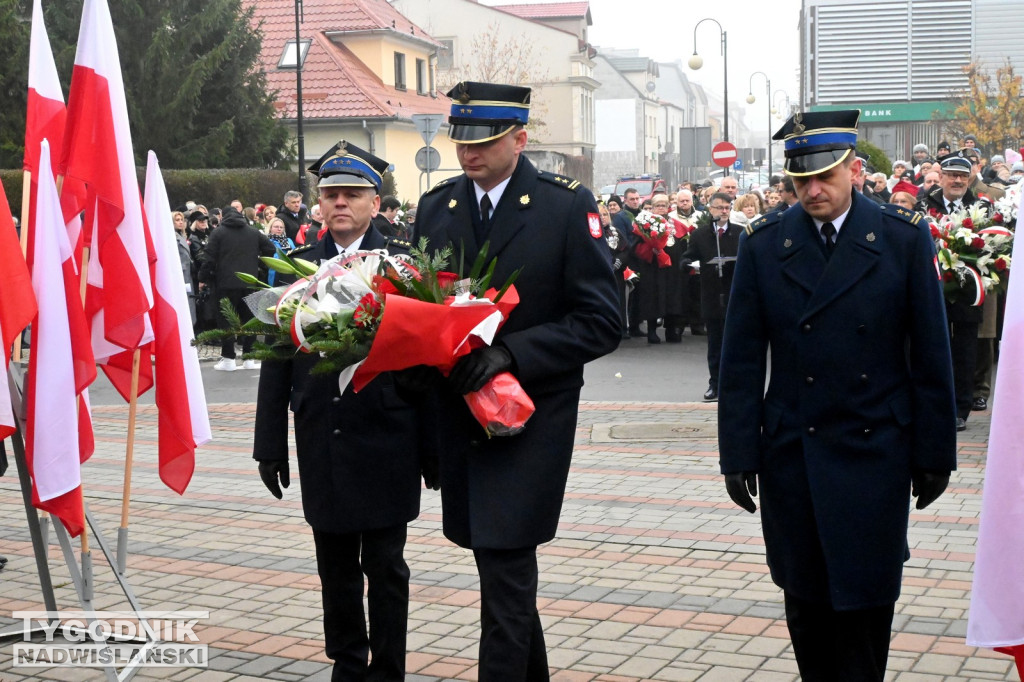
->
[479,0,805,134]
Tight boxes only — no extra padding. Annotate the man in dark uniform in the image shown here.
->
[920,152,987,431]
[718,110,957,681]
[681,192,741,401]
[415,81,621,681]
[254,141,430,681]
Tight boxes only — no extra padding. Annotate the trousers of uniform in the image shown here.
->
[784,592,895,681]
[312,524,410,682]
[949,321,979,420]
[215,289,256,359]
[473,547,549,681]
[974,338,993,401]
[705,317,725,390]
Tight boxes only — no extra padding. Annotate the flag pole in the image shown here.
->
[116,348,140,574]
[13,171,31,363]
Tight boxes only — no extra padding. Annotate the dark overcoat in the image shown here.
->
[682,222,742,319]
[718,192,957,610]
[416,155,621,549]
[252,228,424,534]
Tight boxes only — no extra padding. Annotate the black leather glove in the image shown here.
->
[258,460,290,499]
[724,472,758,513]
[448,346,512,395]
[911,470,950,510]
[422,454,440,491]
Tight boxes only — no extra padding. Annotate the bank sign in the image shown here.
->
[811,101,955,122]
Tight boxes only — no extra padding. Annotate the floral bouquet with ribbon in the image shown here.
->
[632,210,672,267]
[931,203,1013,306]
[201,241,535,436]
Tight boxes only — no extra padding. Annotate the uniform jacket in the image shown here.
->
[682,221,742,319]
[920,186,985,323]
[920,184,980,218]
[718,192,957,610]
[416,155,621,549]
[252,227,424,534]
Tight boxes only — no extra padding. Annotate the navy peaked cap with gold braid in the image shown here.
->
[772,110,860,177]
[308,140,388,192]
[446,81,531,144]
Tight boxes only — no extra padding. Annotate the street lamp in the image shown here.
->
[688,18,729,175]
[772,90,791,120]
[746,71,771,178]
[294,0,308,202]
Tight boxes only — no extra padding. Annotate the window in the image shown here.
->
[278,39,311,69]
[416,58,427,95]
[394,52,406,90]
[437,39,454,70]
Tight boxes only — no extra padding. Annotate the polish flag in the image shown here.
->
[967,190,1024,677]
[25,140,85,537]
[60,0,154,401]
[143,152,210,494]
[0,181,37,440]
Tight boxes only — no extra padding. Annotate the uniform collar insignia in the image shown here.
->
[520,194,530,205]
[866,232,876,242]
[448,198,458,210]
[784,238,792,248]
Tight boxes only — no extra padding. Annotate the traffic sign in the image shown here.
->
[712,141,738,168]
[412,114,445,146]
[734,159,743,170]
[415,146,441,172]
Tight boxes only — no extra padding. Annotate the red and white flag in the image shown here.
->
[143,151,210,494]
[60,0,154,401]
[967,192,1024,675]
[25,140,85,536]
[0,181,37,441]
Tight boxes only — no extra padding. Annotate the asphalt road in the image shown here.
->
[85,333,714,406]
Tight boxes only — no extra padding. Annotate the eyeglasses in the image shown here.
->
[710,204,731,211]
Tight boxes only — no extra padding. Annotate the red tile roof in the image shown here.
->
[492,2,591,20]
[250,0,450,120]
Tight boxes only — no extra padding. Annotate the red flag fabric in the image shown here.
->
[0,181,38,440]
[143,151,210,494]
[60,0,154,401]
[25,141,84,536]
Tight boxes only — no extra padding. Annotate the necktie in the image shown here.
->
[821,222,836,259]
[477,193,492,243]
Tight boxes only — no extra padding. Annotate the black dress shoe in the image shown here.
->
[972,397,987,411]
[703,387,718,402]
[647,332,661,344]
[956,417,967,432]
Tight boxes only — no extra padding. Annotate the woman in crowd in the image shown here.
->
[734,193,761,225]
[265,217,296,286]
[172,211,196,324]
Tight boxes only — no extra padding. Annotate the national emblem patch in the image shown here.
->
[588,213,602,238]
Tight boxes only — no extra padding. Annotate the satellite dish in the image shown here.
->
[646,81,656,92]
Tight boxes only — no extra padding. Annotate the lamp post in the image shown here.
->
[772,90,791,120]
[294,0,308,202]
[688,18,729,176]
[746,71,771,178]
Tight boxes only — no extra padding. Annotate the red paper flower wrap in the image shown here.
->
[633,226,671,267]
[348,286,536,436]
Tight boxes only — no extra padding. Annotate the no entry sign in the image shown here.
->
[712,141,738,168]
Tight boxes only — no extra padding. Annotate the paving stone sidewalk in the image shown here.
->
[0,400,1016,681]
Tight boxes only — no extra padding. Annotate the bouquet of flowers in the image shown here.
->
[202,241,534,436]
[632,210,672,267]
[993,179,1023,229]
[931,204,1013,306]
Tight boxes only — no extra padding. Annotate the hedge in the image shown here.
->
[1,167,314,216]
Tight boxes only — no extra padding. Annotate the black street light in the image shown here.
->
[294,0,308,202]
[746,71,771,177]
[688,18,728,175]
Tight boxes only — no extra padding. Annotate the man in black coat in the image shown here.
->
[277,190,309,242]
[681,192,741,401]
[718,110,956,681]
[415,81,621,681]
[254,141,428,681]
[197,207,275,371]
[919,152,986,431]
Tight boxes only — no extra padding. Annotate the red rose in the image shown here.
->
[353,292,382,328]
[963,217,974,229]
[928,208,940,218]
[437,271,459,290]
[993,213,1004,224]
[930,224,941,238]
[943,271,955,282]
[372,275,400,295]
[972,237,986,249]
[996,258,1008,272]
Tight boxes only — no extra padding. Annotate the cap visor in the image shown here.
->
[784,149,853,177]
[317,172,377,190]
[448,123,515,144]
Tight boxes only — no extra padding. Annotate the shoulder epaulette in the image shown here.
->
[744,210,780,236]
[423,176,457,196]
[289,244,316,258]
[386,237,412,250]
[879,203,924,226]
[537,170,582,191]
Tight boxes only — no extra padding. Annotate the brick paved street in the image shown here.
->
[0,392,1017,681]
